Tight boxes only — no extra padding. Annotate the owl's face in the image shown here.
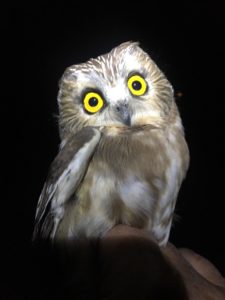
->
[58,42,175,138]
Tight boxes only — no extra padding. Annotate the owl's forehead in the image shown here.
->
[68,42,149,84]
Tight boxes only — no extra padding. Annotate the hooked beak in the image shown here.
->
[115,103,131,126]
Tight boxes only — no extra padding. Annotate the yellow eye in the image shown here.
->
[83,92,104,114]
[127,74,147,96]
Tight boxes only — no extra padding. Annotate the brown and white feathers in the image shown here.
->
[33,42,189,245]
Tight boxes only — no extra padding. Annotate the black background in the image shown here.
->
[6,2,225,298]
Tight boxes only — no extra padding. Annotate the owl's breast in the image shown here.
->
[69,126,189,241]
[86,127,186,221]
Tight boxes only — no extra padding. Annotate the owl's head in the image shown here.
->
[58,42,177,139]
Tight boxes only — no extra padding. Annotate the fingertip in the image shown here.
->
[179,248,225,287]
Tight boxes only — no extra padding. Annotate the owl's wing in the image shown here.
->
[32,127,101,241]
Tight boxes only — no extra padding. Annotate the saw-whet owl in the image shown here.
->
[33,42,189,246]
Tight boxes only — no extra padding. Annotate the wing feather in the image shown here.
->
[33,127,101,240]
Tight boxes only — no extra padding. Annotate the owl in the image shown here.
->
[33,42,189,246]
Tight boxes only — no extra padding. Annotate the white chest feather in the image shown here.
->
[65,128,187,245]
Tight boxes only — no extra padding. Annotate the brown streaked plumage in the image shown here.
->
[33,41,189,245]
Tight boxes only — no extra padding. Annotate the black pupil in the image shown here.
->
[132,80,142,90]
[89,97,98,107]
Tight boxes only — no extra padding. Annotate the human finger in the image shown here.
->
[179,248,225,287]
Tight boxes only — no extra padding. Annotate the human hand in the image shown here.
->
[40,225,225,300]
[98,225,225,300]
[161,242,225,300]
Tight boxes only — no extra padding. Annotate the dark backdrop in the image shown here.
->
[6,2,225,298]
